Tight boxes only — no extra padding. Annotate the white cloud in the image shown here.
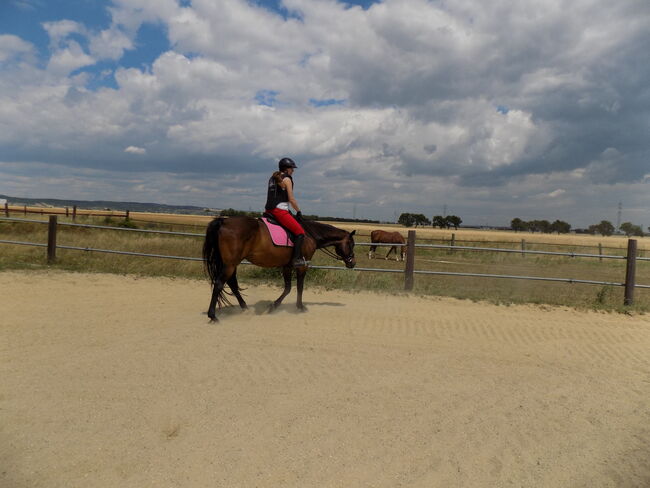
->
[1,0,649,226]
[46,40,96,76]
[0,34,35,62]
[89,27,134,60]
[42,20,88,46]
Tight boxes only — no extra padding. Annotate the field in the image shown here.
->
[1,208,650,311]
[2,271,649,487]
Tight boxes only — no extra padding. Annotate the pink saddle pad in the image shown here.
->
[262,218,294,247]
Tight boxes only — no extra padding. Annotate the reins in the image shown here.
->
[315,239,355,265]
[300,219,354,265]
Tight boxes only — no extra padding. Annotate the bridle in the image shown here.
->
[318,243,355,265]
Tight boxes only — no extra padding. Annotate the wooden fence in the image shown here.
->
[3,203,128,220]
[1,216,648,305]
[4,203,639,255]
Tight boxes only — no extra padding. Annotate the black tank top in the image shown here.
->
[265,173,293,210]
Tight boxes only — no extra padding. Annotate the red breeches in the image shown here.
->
[267,208,305,235]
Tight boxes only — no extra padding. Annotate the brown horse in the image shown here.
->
[368,230,405,261]
[203,216,356,321]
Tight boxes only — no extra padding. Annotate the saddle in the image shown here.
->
[261,213,295,247]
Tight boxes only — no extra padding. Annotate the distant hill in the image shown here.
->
[0,194,216,215]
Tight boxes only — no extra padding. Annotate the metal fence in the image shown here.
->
[1,216,648,305]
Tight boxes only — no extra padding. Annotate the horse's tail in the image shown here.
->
[203,217,225,286]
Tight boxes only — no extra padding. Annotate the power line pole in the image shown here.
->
[616,201,622,230]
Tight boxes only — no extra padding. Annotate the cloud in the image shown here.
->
[0,0,649,226]
[546,189,566,198]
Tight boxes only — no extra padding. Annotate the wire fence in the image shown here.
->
[5,203,642,253]
[1,216,648,304]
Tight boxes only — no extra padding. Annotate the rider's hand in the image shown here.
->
[296,211,303,219]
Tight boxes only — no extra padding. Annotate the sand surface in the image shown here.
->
[1,271,650,488]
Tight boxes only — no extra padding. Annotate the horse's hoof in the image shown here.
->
[267,304,277,313]
[209,317,219,323]
[297,305,308,313]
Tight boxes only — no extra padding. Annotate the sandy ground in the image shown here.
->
[1,271,650,488]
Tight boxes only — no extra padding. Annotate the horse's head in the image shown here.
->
[335,230,356,268]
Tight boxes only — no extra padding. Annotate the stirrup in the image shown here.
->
[292,258,309,268]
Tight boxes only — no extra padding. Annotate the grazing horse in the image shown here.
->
[203,216,356,322]
[368,230,406,261]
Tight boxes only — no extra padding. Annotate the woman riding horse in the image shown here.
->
[203,157,356,322]
[265,157,307,267]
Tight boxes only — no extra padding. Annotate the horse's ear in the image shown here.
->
[350,230,356,236]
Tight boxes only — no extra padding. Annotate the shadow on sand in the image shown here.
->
[202,300,344,319]
[252,300,345,315]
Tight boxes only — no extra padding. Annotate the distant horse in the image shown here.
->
[202,216,356,322]
[368,230,406,261]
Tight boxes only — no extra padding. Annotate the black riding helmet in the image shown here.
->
[278,157,297,170]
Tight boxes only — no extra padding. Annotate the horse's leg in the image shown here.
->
[368,245,376,259]
[385,246,395,260]
[227,268,247,310]
[207,265,236,322]
[269,266,292,312]
[296,267,307,312]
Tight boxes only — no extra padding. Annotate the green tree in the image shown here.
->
[595,220,615,236]
[620,222,644,237]
[398,213,415,227]
[550,219,571,234]
[511,218,526,232]
[446,215,462,229]
[528,220,542,233]
[413,214,431,227]
[432,215,447,228]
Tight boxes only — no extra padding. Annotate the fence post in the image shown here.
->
[24,205,27,216]
[404,230,416,291]
[4,202,8,217]
[598,243,603,262]
[449,233,455,254]
[624,239,637,306]
[521,239,525,258]
[72,205,77,221]
[47,215,57,264]
[126,210,130,220]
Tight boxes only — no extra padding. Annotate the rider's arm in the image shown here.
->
[283,177,301,213]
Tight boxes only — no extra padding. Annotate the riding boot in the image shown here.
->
[291,234,308,267]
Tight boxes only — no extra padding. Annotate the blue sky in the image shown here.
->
[1,0,649,227]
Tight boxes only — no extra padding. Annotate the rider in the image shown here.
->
[265,157,308,267]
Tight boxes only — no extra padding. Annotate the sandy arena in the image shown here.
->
[1,271,650,487]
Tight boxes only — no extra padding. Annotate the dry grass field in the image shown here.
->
[5,205,649,250]
[337,221,650,250]
[2,207,650,311]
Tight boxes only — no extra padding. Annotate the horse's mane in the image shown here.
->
[300,219,348,248]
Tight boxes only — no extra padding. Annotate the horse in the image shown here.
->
[368,230,406,261]
[202,216,356,322]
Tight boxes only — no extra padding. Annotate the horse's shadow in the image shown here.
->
[252,300,344,315]
[202,300,344,319]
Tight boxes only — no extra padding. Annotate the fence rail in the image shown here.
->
[1,216,647,305]
[6,204,643,253]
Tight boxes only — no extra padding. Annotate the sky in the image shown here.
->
[0,0,649,227]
